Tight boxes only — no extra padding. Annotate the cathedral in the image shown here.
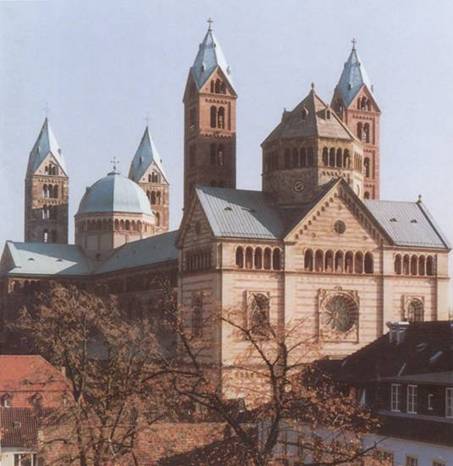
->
[0,24,450,389]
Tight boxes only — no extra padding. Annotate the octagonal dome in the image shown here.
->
[77,171,152,216]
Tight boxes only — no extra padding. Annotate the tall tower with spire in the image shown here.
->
[183,21,237,210]
[129,127,169,234]
[331,41,381,199]
[24,118,69,243]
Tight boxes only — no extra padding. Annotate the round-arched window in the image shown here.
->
[324,295,358,332]
[407,299,424,322]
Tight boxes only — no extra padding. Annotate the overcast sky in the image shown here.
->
[0,0,452,293]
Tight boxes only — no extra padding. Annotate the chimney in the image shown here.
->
[386,321,410,345]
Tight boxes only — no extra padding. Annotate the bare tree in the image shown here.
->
[159,283,381,466]
[13,282,169,466]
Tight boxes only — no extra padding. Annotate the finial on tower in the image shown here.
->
[43,101,50,119]
[352,38,357,50]
[417,194,422,203]
[207,17,213,31]
[310,82,315,92]
[110,156,120,174]
[144,113,150,128]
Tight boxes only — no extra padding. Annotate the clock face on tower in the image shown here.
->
[293,180,305,192]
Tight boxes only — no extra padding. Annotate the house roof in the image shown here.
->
[263,88,355,145]
[95,230,178,274]
[195,186,286,240]
[364,200,450,249]
[190,26,235,93]
[381,371,453,385]
[0,241,93,277]
[27,118,67,176]
[77,171,153,216]
[128,127,168,183]
[0,355,68,393]
[0,407,38,449]
[335,321,453,383]
[335,44,375,107]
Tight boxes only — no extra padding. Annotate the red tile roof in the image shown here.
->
[0,407,38,448]
[0,355,68,392]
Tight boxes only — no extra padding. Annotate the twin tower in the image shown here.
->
[24,26,380,245]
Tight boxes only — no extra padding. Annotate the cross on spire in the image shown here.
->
[207,17,213,31]
[110,156,120,174]
[144,114,150,128]
[352,38,357,50]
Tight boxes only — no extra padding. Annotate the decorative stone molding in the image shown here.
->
[318,287,359,342]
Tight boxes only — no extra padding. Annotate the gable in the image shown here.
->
[349,85,381,113]
[33,152,67,177]
[198,67,236,97]
[285,181,390,248]
[135,160,169,185]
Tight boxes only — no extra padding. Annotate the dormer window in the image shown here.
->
[301,108,308,120]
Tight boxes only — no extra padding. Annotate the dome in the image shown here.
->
[77,172,153,216]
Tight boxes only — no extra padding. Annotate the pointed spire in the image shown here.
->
[128,127,167,183]
[190,22,235,93]
[27,118,67,176]
[335,40,374,107]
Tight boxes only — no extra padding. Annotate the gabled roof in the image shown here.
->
[27,118,67,176]
[0,407,38,449]
[195,186,286,240]
[128,127,168,183]
[190,26,235,93]
[263,88,354,145]
[0,241,93,277]
[334,44,375,107]
[95,230,178,274]
[0,355,68,393]
[364,200,450,249]
[335,321,453,383]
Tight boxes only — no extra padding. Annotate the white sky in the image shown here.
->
[0,0,452,301]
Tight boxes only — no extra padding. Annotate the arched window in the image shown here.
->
[125,220,130,230]
[192,294,203,337]
[407,299,424,322]
[364,192,370,199]
[210,106,217,128]
[324,250,334,272]
[418,256,426,275]
[210,80,215,93]
[364,252,374,273]
[357,122,363,140]
[307,147,314,166]
[272,249,282,270]
[42,205,48,220]
[364,158,370,178]
[43,184,48,198]
[363,123,370,143]
[245,247,253,269]
[345,251,354,273]
[236,247,244,268]
[426,256,435,276]
[322,147,328,166]
[210,143,216,165]
[53,185,59,198]
[394,255,402,274]
[344,150,351,168]
[292,148,299,168]
[291,148,298,167]
[335,251,344,272]
[217,107,225,129]
[43,229,49,243]
[156,191,161,205]
[151,191,156,204]
[357,97,362,110]
[403,255,410,275]
[114,219,119,231]
[300,147,307,167]
[315,250,324,272]
[254,248,262,269]
[215,79,222,93]
[329,148,335,167]
[217,144,224,166]
[355,252,364,273]
[264,248,272,270]
[410,255,418,276]
[304,249,313,271]
[155,212,160,226]
[336,148,342,168]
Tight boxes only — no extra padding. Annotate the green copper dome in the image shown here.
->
[77,172,152,216]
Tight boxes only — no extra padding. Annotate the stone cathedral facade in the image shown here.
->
[0,25,450,392]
